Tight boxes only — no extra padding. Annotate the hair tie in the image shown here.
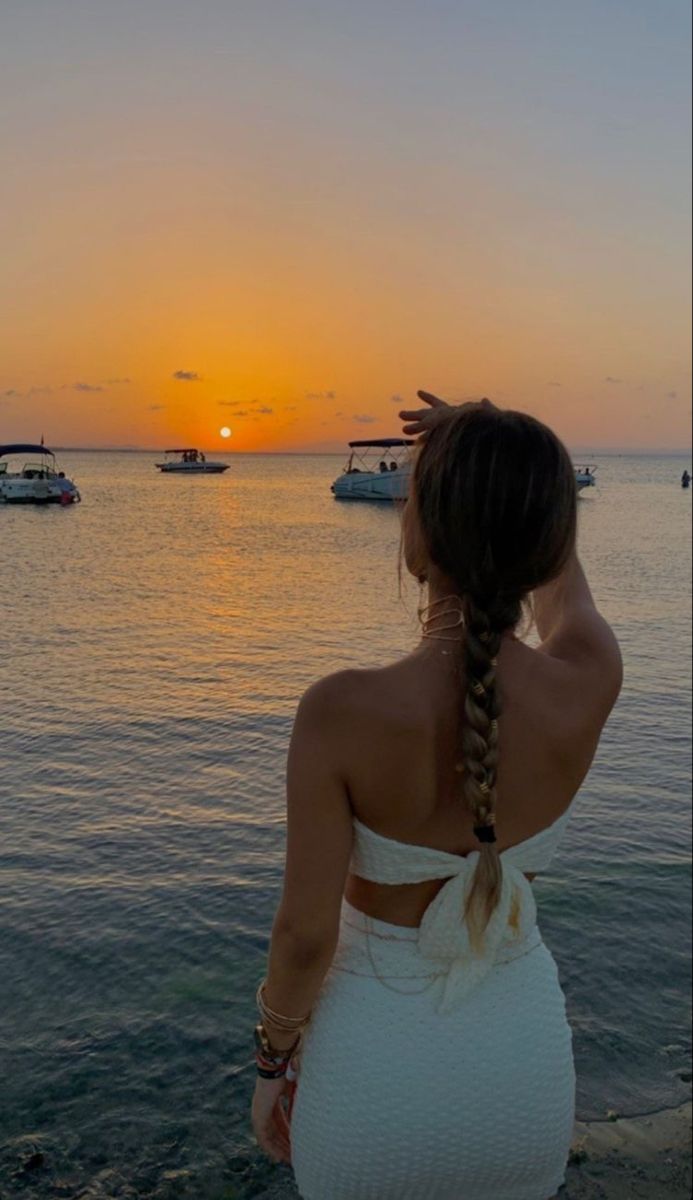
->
[474,823,498,845]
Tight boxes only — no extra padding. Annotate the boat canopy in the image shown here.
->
[164,448,203,454]
[0,443,54,456]
[347,438,415,449]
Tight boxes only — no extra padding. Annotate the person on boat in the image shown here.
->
[251,390,622,1199]
[681,470,690,488]
[379,460,388,473]
[389,460,398,471]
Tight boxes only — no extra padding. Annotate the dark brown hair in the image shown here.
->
[411,402,577,947]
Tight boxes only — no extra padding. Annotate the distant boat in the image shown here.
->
[575,465,597,492]
[155,448,229,474]
[331,438,414,501]
[0,443,81,505]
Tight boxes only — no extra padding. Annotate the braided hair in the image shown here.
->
[410,402,577,949]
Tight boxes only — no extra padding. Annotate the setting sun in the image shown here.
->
[220,427,232,439]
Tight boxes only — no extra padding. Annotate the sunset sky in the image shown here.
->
[1,0,690,452]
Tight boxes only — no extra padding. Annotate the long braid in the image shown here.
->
[409,399,578,948]
[460,594,520,951]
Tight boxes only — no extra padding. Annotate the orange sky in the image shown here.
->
[1,2,690,452]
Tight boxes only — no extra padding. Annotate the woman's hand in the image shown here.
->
[399,390,496,438]
[252,1075,293,1163]
[399,390,451,437]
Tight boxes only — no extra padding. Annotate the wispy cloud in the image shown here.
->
[173,370,202,382]
[604,376,622,384]
[284,404,298,412]
[667,390,678,400]
[390,393,405,404]
[148,404,166,411]
[217,399,273,415]
[5,379,128,398]
[353,413,377,424]
[2,385,52,399]
[306,390,336,401]
[547,381,562,388]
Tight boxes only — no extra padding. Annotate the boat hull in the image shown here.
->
[575,475,595,492]
[156,462,229,474]
[0,479,80,504]
[332,465,411,501]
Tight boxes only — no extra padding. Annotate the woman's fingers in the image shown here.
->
[399,402,453,437]
[400,393,494,438]
[416,390,448,408]
[256,1115,291,1163]
[252,1084,293,1164]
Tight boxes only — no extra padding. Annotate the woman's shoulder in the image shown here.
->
[297,662,398,715]
[295,661,417,744]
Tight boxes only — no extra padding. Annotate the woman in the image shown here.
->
[251,392,622,1199]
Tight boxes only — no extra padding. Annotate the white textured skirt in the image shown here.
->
[290,901,576,1200]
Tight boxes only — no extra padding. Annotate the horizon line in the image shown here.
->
[44,444,693,457]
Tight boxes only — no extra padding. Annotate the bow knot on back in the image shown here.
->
[417,855,537,1009]
[350,814,571,1011]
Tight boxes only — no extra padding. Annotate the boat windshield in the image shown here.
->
[22,462,57,479]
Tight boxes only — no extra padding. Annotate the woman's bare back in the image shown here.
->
[335,632,619,926]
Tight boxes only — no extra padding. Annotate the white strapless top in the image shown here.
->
[351,808,573,1010]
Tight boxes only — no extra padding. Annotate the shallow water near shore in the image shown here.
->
[0,451,691,1197]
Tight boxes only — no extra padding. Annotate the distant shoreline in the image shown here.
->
[48,447,693,458]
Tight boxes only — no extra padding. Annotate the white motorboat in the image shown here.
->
[155,448,229,474]
[0,444,81,505]
[575,465,597,492]
[331,438,414,501]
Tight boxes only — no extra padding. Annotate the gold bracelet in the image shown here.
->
[256,981,312,1032]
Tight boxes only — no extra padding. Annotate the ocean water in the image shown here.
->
[0,450,691,1198]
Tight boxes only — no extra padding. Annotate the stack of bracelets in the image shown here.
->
[254,981,312,1080]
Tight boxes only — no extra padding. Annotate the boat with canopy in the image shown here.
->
[155,448,229,474]
[0,444,80,505]
[331,438,414,501]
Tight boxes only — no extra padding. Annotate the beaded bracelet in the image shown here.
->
[254,1022,301,1079]
[255,1052,290,1080]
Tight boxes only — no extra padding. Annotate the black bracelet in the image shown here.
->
[256,1061,289,1080]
